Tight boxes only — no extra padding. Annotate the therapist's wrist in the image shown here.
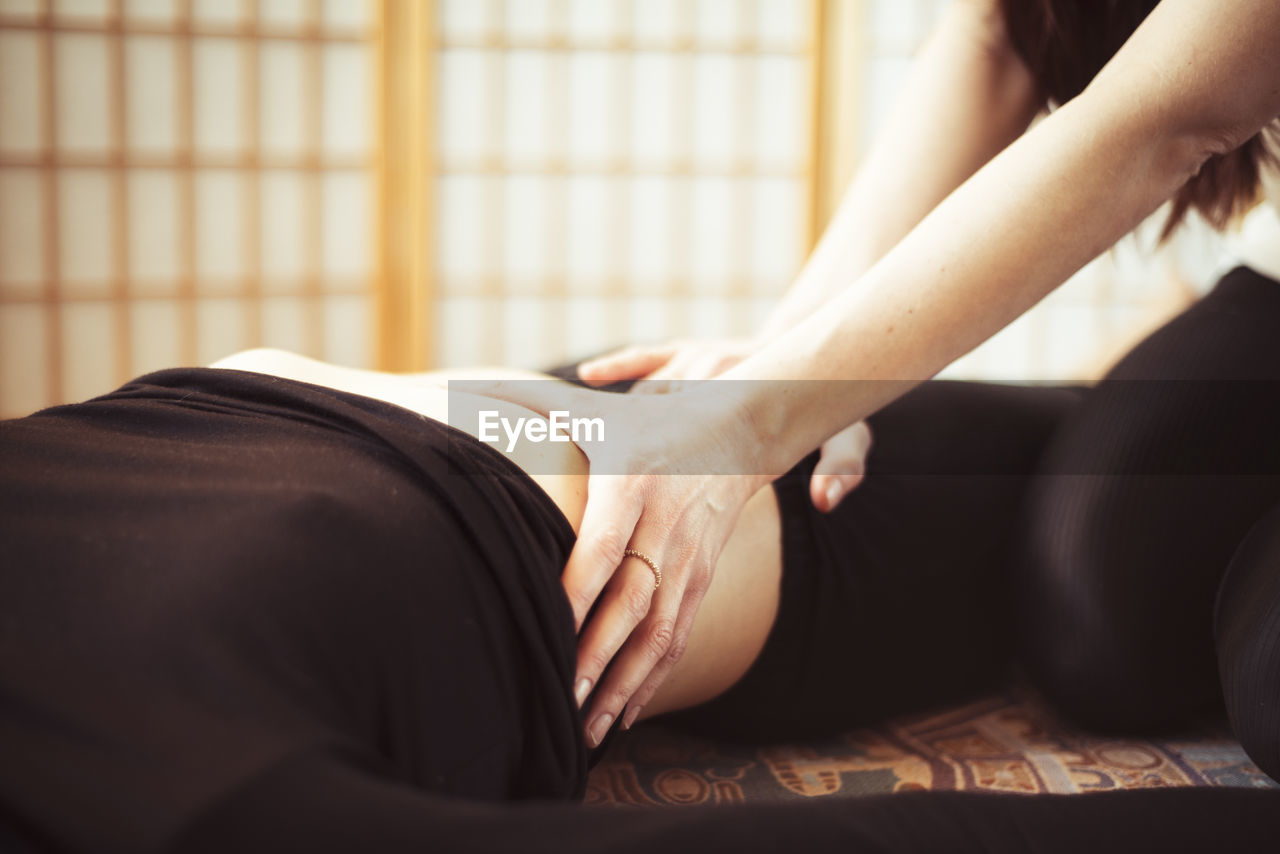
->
[729,379,807,484]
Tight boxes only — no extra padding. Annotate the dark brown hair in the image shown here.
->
[999,0,1276,239]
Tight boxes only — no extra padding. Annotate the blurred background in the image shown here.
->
[0,0,1235,419]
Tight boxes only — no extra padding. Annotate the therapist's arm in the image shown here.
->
[545,0,1280,746]
[579,0,1039,385]
[759,0,1039,338]
[731,0,1280,461]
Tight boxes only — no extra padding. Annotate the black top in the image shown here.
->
[4,364,1280,854]
[0,369,584,853]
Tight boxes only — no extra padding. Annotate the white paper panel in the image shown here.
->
[439,50,494,161]
[690,54,735,166]
[55,33,111,153]
[437,174,491,282]
[633,0,680,43]
[260,295,308,352]
[631,52,676,165]
[567,0,622,42]
[125,36,178,154]
[60,301,115,402]
[123,0,177,24]
[195,297,248,365]
[321,170,370,279]
[260,0,306,28]
[753,55,804,169]
[503,175,551,293]
[757,0,809,50]
[322,0,369,31]
[0,0,41,18]
[506,0,554,41]
[259,41,306,156]
[625,296,670,344]
[502,296,550,368]
[567,52,618,164]
[0,170,45,294]
[504,51,551,163]
[439,0,490,41]
[750,178,803,290]
[693,0,742,45]
[0,32,42,152]
[563,297,613,359]
[437,297,499,367]
[322,293,369,367]
[322,43,369,156]
[628,176,672,293]
[193,37,245,155]
[260,169,306,286]
[192,0,243,26]
[127,169,181,293]
[564,175,613,293]
[129,299,182,373]
[58,169,113,292]
[53,0,109,21]
[194,170,245,290]
[0,305,50,416]
[689,176,733,289]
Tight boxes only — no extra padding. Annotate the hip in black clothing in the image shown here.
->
[2,268,1280,852]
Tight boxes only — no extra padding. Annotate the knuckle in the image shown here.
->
[685,573,712,598]
[584,648,613,678]
[567,586,597,618]
[644,616,677,659]
[620,583,654,623]
[605,683,634,710]
[590,528,628,563]
[662,635,688,666]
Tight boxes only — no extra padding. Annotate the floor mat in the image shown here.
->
[585,688,1276,806]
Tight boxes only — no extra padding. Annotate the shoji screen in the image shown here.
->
[0,0,376,418]
[430,0,820,370]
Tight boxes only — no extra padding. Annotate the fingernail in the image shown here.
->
[825,481,843,508]
[588,713,614,747]
[622,705,643,731]
[574,677,592,708]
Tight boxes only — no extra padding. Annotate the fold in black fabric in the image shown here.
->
[4,355,1280,853]
[0,369,583,854]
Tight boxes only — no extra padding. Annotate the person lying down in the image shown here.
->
[1,348,1276,854]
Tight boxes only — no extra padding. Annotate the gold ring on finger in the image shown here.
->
[623,549,662,591]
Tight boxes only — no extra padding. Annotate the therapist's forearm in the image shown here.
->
[760,0,1039,340]
[728,0,1280,475]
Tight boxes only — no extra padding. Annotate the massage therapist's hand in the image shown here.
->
[470,378,769,747]
[577,337,757,391]
[580,337,873,513]
[808,419,872,513]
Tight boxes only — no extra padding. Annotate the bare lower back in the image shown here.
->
[210,348,781,720]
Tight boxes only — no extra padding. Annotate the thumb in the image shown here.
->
[810,470,864,514]
[809,421,872,512]
[578,345,676,386]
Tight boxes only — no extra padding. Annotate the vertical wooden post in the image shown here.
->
[808,0,866,246]
[374,0,433,371]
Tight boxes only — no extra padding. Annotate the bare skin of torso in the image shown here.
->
[210,349,782,723]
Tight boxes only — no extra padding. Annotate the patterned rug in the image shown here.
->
[585,688,1276,806]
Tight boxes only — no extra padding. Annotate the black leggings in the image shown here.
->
[656,266,1280,785]
[179,268,1280,850]
[1018,266,1280,779]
